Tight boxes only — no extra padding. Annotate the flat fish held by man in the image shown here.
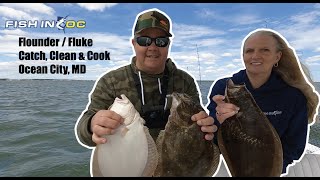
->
[217,79,283,177]
[154,92,220,177]
[90,94,158,177]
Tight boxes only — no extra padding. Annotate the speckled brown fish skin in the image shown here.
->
[218,79,283,177]
[154,93,220,177]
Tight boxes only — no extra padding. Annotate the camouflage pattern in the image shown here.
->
[76,57,201,147]
[134,10,172,37]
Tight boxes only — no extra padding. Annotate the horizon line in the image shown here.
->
[1,78,320,84]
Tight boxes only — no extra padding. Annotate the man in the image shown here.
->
[75,8,217,148]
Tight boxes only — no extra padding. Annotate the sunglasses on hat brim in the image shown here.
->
[135,36,170,47]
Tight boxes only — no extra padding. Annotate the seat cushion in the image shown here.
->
[214,153,320,177]
[284,154,320,177]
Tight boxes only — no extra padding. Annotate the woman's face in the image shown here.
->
[243,34,282,77]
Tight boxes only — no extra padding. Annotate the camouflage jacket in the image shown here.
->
[76,56,201,147]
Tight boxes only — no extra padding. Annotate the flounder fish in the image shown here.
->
[218,79,283,177]
[91,94,158,177]
[154,92,220,177]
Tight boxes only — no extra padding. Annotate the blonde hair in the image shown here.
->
[245,29,319,124]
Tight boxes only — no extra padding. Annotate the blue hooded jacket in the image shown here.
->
[207,69,308,174]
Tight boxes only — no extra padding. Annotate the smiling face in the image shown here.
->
[243,33,282,77]
[132,28,170,74]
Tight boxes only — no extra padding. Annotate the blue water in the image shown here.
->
[0,79,319,176]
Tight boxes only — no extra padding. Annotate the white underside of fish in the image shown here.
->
[90,94,158,177]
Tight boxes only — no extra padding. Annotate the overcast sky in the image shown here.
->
[0,3,319,81]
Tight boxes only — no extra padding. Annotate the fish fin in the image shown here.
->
[208,144,221,176]
[218,126,236,177]
[141,126,159,177]
[91,147,104,177]
[153,130,165,177]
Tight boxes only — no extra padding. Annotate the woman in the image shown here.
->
[207,28,319,174]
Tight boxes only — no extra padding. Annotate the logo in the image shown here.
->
[160,20,167,26]
[264,110,282,116]
[56,15,68,33]
[5,15,86,33]
[159,19,168,30]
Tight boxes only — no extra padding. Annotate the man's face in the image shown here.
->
[132,28,170,74]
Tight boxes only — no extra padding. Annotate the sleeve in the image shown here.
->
[281,92,308,174]
[188,78,202,105]
[206,79,227,145]
[177,70,202,107]
[76,74,116,147]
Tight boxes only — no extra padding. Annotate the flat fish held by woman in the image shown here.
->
[154,92,220,177]
[90,94,158,177]
[217,79,283,176]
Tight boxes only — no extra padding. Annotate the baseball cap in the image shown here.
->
[134,10,172,37]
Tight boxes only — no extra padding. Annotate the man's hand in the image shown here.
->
[191,111,218,141]
[91,110,124,145]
